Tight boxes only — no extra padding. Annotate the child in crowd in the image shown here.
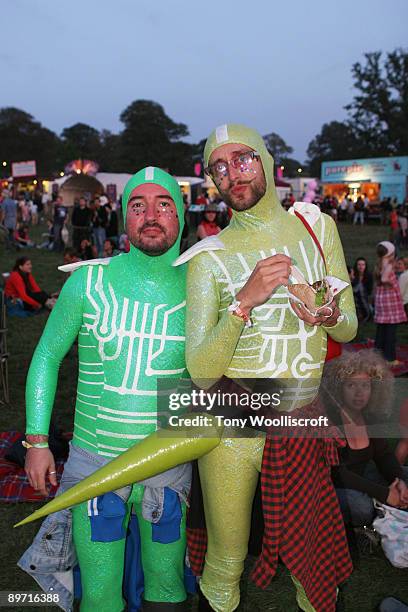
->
[374,241,406,364]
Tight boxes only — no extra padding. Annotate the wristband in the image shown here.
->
[22,441,49,449]
[228,300,252,328]
[26,434,49,443]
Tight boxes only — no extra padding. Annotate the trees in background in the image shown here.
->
[117,100,191,173]
[345,48,408,156]
[306,121,361,177]
[306,48,408,174]
[0,108,61,177]
[1,48,407,180]
[263,133,302,177]
[0,100,195,178]
[60,123,103,166]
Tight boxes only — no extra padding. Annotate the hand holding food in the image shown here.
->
[287,265,347,327]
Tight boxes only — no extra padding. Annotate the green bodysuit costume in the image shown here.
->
[25,167,191,611]
[181,124,358,612]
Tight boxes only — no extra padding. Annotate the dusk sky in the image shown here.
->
[2,0,407,163]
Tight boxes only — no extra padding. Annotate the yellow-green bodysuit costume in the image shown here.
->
[182,124,358,612]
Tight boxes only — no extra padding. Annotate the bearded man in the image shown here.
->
[181,124,357,612]
[19,168,192,612]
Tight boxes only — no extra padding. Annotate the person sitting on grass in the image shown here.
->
[4,257,56,316]
[395,399,408,467]
[78,238,97,260]
[102,238,119,258]
[63,247,81,266]
[320,349,408,528]
[37,220,54,250]
[14,223,35,248]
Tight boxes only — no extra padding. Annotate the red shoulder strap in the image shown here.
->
[294,210,326,271]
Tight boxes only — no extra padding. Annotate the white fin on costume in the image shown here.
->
[288,201,321,227]
[173,236,225,266]
[58,257,113,273]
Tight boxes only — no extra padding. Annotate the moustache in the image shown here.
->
[140,222,166,234]
[230,179,253,187]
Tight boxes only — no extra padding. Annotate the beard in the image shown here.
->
[130,222,177,256]
[220,176,267,211]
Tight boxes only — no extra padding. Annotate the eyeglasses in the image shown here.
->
[204,150,260,180]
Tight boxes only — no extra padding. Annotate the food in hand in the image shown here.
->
[312,280,330,307]
[288,279,331,314]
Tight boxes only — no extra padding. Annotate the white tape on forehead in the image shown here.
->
[145,167,154,181]
[215,125,229,143]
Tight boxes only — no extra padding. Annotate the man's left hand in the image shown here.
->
[290,299,341,327]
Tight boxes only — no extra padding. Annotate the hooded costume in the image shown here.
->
[20,167,208,612]
[180,124,357,612]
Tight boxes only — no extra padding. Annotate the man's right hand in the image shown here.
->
[386,478,402,507]
[25,448,57,496]
[236,254,292,313]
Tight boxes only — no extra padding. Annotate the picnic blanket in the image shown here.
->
[0,431,67,502]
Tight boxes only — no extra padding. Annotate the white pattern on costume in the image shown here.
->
[78,266,185,398]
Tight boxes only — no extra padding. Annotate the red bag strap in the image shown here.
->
[294,210,327,272]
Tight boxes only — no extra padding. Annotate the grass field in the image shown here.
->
[0,218,407,611]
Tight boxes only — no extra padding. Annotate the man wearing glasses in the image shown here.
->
[182,124,357,611]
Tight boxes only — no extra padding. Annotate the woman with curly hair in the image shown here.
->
[321,349,408,527]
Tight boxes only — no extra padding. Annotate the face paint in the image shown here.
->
[126,184,180,256]
[207,143,267,212]
[129,200,177,217]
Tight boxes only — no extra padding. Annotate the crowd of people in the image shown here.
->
[0,189,121,257]
[282,191,408,253]
[0,189,130,316]
[2,185,408,359]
